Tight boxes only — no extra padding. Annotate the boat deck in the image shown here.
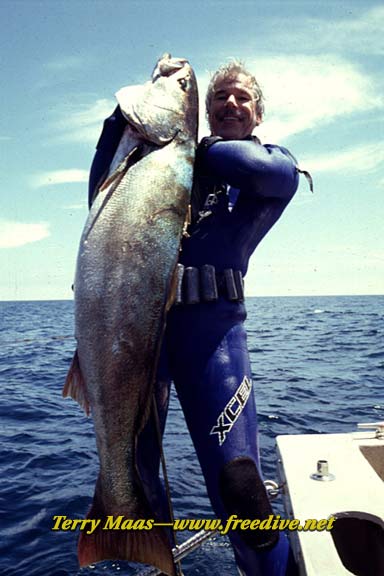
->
[276,427,384,575]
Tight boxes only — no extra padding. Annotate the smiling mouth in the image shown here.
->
[221,115,242,121]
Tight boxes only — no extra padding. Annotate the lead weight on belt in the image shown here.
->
[223,269,239,301]
[174,263,185,305]
[183,267,200,305]
[233,270,244,302]
[200,264,218,302]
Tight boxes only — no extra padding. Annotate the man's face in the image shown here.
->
[208,73,262,140]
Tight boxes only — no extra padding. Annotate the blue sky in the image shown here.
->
[1,0,383,300]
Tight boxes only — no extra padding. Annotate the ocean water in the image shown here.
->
[0,295,383,576]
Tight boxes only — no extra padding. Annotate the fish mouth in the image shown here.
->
[152,54,188,82]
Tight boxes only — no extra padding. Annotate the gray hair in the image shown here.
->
[205,60,265,119]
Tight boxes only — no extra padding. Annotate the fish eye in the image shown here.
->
[178,77,188,91]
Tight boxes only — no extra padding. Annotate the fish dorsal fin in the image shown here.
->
[63,349,90,416]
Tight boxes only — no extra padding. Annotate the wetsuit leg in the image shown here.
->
[169,316,291,576]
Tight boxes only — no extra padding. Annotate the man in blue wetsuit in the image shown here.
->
[89,61,300,576]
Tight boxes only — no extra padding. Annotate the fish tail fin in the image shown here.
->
[63,349,90,416]
[78,485,176,576]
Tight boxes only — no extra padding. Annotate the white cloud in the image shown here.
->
[0,220,50,248]
[195,73,210,138]
[45,55,86,71]
[31,169,89,188]
[274,6,384,57]
[197,54,382,143]
[301,142,384,174]
[62,202,87,211]
[250,55,382,143]
[55,98,115,143]
[322,6,384,55]
[245,242,384,296]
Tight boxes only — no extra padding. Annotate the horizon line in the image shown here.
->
[0,293,383,304]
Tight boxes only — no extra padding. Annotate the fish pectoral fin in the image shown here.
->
[62,349,90,416]
[166,265,180,312]
[99,144,141,192]
[147,204,185,224]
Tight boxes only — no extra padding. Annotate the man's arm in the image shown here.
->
[88,106,127,207]
[201,139,299,200]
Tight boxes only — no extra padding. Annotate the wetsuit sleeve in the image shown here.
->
[88,105,127,207]
[202,140,299,200]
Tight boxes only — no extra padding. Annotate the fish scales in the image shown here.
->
[64,55,198,575]
[77,143,191,468]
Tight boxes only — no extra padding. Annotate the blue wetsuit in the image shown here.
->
[89,107,299,576]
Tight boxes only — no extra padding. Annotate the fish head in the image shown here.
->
[116,54,198,146]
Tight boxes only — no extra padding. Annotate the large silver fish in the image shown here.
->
[63,54,198,575]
